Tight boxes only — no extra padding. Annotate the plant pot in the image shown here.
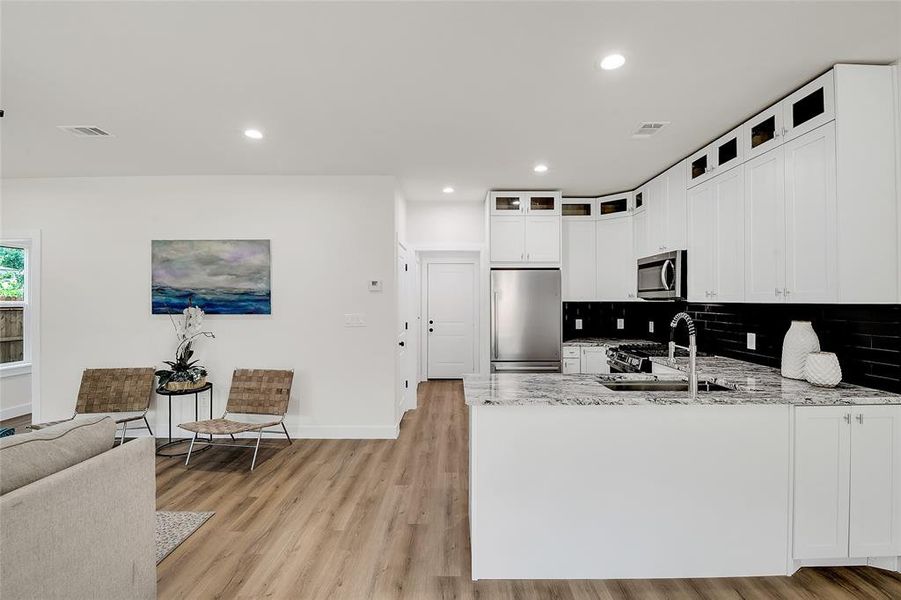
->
[781,321,820,380]
[165,376,207,392]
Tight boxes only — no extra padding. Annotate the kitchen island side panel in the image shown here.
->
[469,404,791,580]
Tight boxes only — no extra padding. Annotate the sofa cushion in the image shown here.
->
[0,415,116,495]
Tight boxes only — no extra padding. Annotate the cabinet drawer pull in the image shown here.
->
[856,414,863,424]
[775,288,783,296]
[844,413,851,424]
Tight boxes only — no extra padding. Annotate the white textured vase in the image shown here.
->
[805,352,843,387]
[781,321,820,380]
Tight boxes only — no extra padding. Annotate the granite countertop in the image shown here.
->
[464,355,901,407]
[563,337,655,347]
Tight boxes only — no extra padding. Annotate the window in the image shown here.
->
[0,244,28,368]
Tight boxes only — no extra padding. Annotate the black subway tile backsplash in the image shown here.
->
[563,302,901,393]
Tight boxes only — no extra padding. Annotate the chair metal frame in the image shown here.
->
[183,369,294,471]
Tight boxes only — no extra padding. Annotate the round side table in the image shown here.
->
[155,382,214,457]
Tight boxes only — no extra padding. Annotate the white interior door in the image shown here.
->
[396,247,409,416]
[427,262,475,379]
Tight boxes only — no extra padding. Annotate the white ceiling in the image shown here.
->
[2,1,900,202]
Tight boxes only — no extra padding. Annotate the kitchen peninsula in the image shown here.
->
[465,355,901,580]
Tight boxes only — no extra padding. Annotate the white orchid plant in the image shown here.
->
[156,305,216,388]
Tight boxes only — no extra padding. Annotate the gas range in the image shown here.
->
[607,343,698,373]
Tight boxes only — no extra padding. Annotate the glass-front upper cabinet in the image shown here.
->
[490,192,526,215]
[524,193,561,215]
[562,198,595,218]
[687,146,713,188]
[783,70,834,142]
[596,192,632,219]
[745,103,784,161]
[713,126,744,172]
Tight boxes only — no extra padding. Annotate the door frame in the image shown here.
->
[410,244,488,401]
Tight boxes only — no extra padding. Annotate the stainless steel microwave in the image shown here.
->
[637,250,686,300]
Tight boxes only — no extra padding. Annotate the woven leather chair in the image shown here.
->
[180,369,293,470]
[75,368,155,445]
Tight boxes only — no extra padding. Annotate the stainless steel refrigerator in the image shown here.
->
[490,269,561,372]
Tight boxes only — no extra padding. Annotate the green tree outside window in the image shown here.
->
[0,246,25,301]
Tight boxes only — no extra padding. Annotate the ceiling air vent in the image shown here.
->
[57,125,113,137]
[632,121,670,139]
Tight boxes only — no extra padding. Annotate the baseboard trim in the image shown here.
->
[0,403,31,421]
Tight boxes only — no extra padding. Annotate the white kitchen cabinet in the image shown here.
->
[744,147,786,302]
[744,123,837,303]
[646,173,667,253]
[663,160,688,250]
[490,192,526,215]
[848,406,901,558]
[793,405,901,561]
[783,122,837,302]
[596,192,632,220]
[524,217,561,263]
[783,70,834,143]
[490,216,526,262]
[562,203,597,301]
[794,407,851,560]
[687,167,744,302]
[632,205,648,261]
[580,346,610,374]
[562,357,581,374]
[687,128,744,189]
[490,191,562,265]
[745,104,784,161]
[597,214,637,301]
[642,161,688,256]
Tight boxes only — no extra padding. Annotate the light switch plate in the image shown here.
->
[648,321,655,333]
[575,318,583,330]
[616,318,625,330]
[344,313,366,327]
[747,332,756,350]
[368,280,383,292]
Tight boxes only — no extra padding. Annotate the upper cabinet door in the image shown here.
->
[793,407,852,560]
[783,71,835,143]
[596,215,636,301]
[562,219,596,301]
[783,122,837,303]
[744,147,786,302]
[849,406,901,559]
[687,181,716,302]
[664,160,688,250]
[524,216,561,263]
[525,192,561,216]
[596,192,632,220]
[687,146,714,188]
[745,104,784,161]
[646,174,669,253]
[712,167,746,302]
[490,193,526,215]
[562,198,595,219]
[489,216,525,262]
[712,126,745,174]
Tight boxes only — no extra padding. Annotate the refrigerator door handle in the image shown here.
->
[492,289,499,360]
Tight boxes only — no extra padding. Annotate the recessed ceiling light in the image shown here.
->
[599,53,626,70]
[442,186,455,194]
[244,129,263,140]
[533,164,549,174]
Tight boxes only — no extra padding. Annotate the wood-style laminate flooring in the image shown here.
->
[155,380,901,599]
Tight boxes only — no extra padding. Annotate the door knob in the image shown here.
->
[398,341,405,347]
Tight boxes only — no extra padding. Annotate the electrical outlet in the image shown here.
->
[747,332,756,350]
[616,318,625,330]
[648,321,655,333]
[575,318,583,330]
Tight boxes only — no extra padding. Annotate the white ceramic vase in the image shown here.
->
[781,321,820,380]
[805,352,842,387]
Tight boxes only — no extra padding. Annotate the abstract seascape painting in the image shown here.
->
[152,240,271,314]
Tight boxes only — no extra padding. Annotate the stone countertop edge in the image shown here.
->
[464,355,901,407]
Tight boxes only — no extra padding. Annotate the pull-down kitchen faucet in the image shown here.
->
[669,312,698,399]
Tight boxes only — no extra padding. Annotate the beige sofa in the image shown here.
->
[0,416,156,600]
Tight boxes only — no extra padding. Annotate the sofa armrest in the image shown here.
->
[0,437,156,600]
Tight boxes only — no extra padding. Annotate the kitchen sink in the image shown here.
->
[598,380,734,392]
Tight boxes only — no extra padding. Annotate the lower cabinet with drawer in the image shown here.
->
[793,405,901,561]
[561,345,610,374]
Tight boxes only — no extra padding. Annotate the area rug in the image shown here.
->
[156,511,215,564]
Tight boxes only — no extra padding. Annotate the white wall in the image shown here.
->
[405,201,485,246]
[0,374,31,420]
[0,176,399,438]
